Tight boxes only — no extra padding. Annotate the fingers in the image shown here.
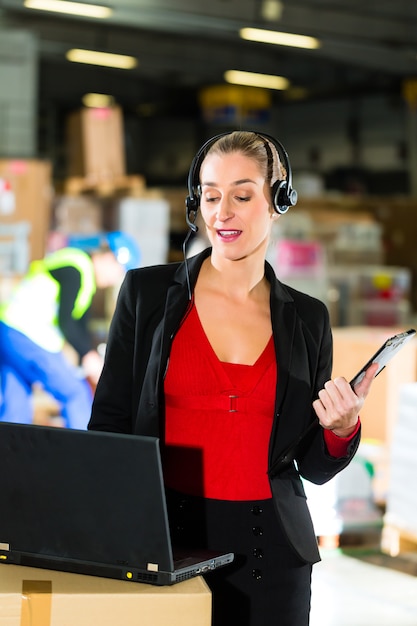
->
[352,362,379,398]
[313,376,363,432]
[313,363,379,433]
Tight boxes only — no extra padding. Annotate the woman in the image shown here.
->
[89,131,377,625]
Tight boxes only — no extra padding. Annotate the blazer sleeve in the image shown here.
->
[88,271,138,434]
[295,303,361,485]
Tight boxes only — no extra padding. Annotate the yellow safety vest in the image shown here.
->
[0,248,96,352]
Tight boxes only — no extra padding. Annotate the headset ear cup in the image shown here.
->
[185,194,200,231]
[272,180,297,214]
[186,194,199,213]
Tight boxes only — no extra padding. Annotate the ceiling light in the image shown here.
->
[66,49,138,69]
[261,0,284,21]
[240,27,320,50]
[24,0,112,18]
[224,70,289,90]
[82,93,115,108]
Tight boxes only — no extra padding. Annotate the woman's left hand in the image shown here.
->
[312,362,379,437]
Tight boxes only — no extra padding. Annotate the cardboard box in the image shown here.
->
[117,196,170,267]
[0,159,53,263]
[0,564,212,626]
[66,106,126,181]
[52,195,103,234]
[332,326,417,445]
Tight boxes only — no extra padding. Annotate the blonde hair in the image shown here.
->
[203,131,286,188]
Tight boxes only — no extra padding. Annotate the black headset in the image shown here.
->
[185,131,298,231]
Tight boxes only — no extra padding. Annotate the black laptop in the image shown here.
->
[0,422,233,585]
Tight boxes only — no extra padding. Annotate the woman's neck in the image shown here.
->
[198,255,268,304]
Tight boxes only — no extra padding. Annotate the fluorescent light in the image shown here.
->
[224,70,289,90]
[240,27,320,50]
[66,49,138,69]
[24,0,112,18]
[82,93,115,107]
[261,0,283,21]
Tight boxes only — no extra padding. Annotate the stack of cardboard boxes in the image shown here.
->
[0,159,52,268]
[0,564,212,626]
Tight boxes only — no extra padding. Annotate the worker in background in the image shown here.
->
[0,231,140,429]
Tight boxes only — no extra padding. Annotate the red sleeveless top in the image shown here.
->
[163,303,276,500]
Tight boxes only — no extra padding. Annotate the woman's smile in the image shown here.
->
[216,229,242,241]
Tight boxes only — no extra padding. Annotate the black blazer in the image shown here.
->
[89,248,360,564]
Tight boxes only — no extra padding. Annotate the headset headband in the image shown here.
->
[185,130,298,231]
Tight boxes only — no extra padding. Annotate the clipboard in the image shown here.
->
[349,328,416,388]
[269,327,416,475]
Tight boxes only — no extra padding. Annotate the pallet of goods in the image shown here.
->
[382,382,417,557]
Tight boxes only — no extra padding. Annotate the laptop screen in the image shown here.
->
[0,423,174,573]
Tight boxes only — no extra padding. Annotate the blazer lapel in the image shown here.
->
[267,264,296,418]
[159,249,211,366]
[267,267,323,475]
[267,265,300,472]
[135,252,208,438]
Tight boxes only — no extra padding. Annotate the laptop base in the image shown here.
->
[0,548,234,586]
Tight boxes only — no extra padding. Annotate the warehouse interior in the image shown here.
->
[1,0,417,622]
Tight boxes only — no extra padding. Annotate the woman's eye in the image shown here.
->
[204,196,218,203]
[236,196,251,202]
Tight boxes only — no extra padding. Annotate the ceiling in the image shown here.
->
[1,0,417,114]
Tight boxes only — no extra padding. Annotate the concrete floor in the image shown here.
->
[310,547,417,626]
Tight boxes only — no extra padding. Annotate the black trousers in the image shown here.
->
[166,490,312,626]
